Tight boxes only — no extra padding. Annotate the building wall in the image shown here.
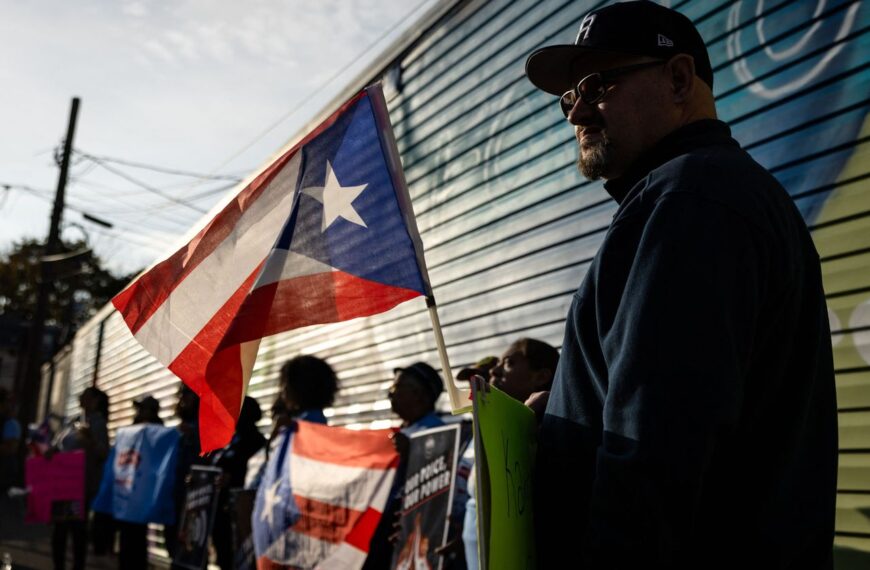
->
[58,0,870,563]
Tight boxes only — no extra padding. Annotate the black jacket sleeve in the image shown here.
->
[583,191,766,565]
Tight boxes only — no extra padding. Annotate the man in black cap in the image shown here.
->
[525,2,836,568]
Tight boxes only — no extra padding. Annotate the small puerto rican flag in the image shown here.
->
[112,85,432,452]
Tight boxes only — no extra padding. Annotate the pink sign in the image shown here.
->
[25,450,86,523]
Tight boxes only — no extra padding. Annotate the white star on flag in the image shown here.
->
[260,477,284,526]
[303,160,368,232]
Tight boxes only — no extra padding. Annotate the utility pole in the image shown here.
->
[17,97,80,427]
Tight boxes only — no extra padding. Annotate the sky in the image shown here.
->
[0,0,438,276]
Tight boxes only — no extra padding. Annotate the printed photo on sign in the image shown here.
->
[393,423,462,570]
[173,466,222,570]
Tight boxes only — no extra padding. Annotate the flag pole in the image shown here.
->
[426,297,471,414]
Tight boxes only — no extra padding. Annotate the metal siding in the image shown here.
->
[51,0,869,563]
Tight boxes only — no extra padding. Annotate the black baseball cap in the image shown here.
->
[133,395,160,412]
[394,362,444,402]
[525,1,713,96]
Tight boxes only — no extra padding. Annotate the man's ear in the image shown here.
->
[668,54,696,104]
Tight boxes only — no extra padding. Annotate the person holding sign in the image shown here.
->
[524,2,837,567]
[49,387,109,570]
[363,362,446,569]
[462,338,559,570]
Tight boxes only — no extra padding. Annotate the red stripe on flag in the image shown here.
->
[289,495,367,545]
[112,90,369,336]
[344,507,384,554]
[222,269,422,346]
[293,421,398,470]
[111,153,295,335]
[168,260,265,452]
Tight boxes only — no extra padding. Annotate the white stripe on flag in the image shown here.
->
[264,531,337,569]
[133,152,302,366]
[314,542,368,570]
[255,248,334,289]
[288,452,395,514]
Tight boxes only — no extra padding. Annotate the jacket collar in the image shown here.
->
[603,119,736,204]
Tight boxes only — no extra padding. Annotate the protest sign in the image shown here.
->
[92,423,180,524]
[25,450,85,523]
[172,466,222,570]
[471,383,537,570]
[392,424,462,570]
[231,488,257,570]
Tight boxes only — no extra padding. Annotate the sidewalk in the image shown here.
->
[0,513,118,570]
[0,497,138,570]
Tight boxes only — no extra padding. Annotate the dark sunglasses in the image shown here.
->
[559,60,665,117]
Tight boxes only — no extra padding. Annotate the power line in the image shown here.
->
[1,182,178,252]
[67,179,207,226]
[74,149,244,182]
[206,0,436,175]
[81,155,209,214]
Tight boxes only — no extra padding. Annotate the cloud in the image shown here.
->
[122,1,148,18]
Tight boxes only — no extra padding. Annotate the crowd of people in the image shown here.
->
[3,2,841,569]
[0,336,558,570]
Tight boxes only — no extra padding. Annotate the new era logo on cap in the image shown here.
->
[657,34,674,47]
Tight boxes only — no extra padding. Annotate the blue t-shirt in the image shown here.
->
[2,417,21,440]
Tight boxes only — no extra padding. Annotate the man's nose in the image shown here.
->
[567,97,596,125]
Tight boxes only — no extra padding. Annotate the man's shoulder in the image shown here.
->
[654,142,780,194]
[647,143,793,231]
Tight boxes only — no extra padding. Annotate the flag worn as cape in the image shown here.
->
[253,421,399,569]
[92,423,180,525]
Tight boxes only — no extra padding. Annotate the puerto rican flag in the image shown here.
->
[253,421,399,569]
[112,85,432,452]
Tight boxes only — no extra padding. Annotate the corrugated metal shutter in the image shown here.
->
[704,0,869,561]
[58,0,868,563]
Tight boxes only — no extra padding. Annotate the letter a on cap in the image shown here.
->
[576,14,596,43]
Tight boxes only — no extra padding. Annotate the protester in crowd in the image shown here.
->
[364,361,446,569]
[165,384,205,560]
[390,362,445,438]
[280,354,339,425]
[209,395,266,570]
[524,2,837,566]
[131,395,163,425]
[115,396,165,570]
[246,355,339,491]
[0,387,22,540]
[460,338,559,570]
[455,356,498,384]
[49,386,110,570]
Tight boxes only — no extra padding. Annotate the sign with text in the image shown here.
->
[472,384,537,570]
[172,466,222,570]
[392,423,461,570]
